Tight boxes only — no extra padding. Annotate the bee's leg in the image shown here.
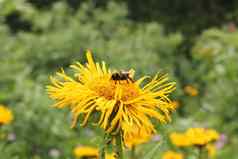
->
[126,79,129,84]
[129,77,134,83]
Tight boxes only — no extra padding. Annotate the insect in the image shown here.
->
[111,70,134,83]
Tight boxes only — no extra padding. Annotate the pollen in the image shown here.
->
[120,84,140,101]
[91,80,116,100]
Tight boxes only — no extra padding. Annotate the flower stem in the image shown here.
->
[99,133,109,159]
[130,146,136,159]
[198,146,204,159]
[115,131,123,159]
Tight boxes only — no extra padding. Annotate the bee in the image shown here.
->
[111,70,135,83]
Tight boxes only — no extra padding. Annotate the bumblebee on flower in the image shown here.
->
[48,50,175,135]
[47,50,176,158]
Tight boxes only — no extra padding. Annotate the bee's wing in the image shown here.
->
[129,69,135,78]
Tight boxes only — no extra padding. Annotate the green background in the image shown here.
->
[0,0,237,158]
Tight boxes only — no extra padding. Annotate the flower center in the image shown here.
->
[120,84,140,101]
[91,78,140,101]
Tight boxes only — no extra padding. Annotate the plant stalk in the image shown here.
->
[99,133,109,159]
[130,146,136,159]
[115,131,123,159]
[198,146,204,159]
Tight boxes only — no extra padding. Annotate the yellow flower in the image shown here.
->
[206,144,216,158]
[162,151,184,159]
[170,128,219,147]
[47,50,176,135]
[0,105,13,125]
[169,132,192,147]
[184,85,198,96]
[185,128,219,146]
[124,126,152,148]
[169,132,191,147]
[206,129,219,141]
[73,146,116,159]
[73,146,98,158]
[105,153,116,159]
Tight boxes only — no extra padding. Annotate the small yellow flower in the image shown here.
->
[47,50,176,136]
[185,128,208,145]
[206,144,216,158]
[169,132,192,147]
[170,128,219,147]
[162,151,184,159]
[0,105,13,125]
[124,126,152,148]
[184,85,198,96]
[206,129,219,141]
[105,153,116,159]
[185,128,219,146]
[73,146,98,158]
[73,146,115,159]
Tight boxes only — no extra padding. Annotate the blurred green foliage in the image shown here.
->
[0,0,237,159]
[192,28,238,132]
